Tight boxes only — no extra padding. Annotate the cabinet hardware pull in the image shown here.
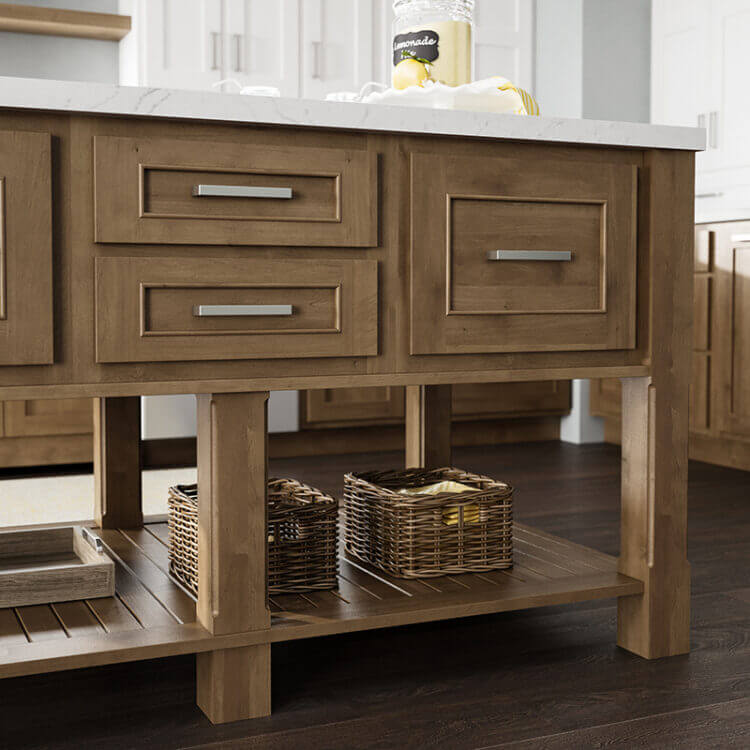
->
[81,527,105,554]
[486,250,572,262]
[695,191,724,199]
[210,31,221,71]
[312,41,322,79]
[193,304,293,317]
[232,33,242,72]
[709,111,719,149]
[697,113,707,130]
[192,185,293,199]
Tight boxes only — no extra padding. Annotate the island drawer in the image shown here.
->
[410,153,638,355]
[93,136,378,247]
[94,257,378,363]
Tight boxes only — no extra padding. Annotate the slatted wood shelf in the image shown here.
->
[0,522,642,679]
[0,3,130,41]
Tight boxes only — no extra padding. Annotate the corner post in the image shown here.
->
[617,149,693,659]
[405,385,452,468]
[195,391,271,723]
[93,396,143,529]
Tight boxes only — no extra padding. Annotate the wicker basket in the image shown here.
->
[168,478,338,595]
[343,467,513,579]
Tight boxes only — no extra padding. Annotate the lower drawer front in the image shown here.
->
[95,257,378,363]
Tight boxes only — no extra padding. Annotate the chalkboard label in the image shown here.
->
[393,29,440,66]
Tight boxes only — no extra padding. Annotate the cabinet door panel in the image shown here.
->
[589,378,622,420]
[301,0,374,99]
[225,0,300,97]
[4,399,93,438]
[0,130,53,366]
[452,382,571,420]
[690,353,711,433]
[303,387,405,428]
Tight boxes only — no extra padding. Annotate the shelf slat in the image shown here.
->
[0,3,130,41]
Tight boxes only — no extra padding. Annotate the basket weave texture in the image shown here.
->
[343,467,513,579]
[168,478,339,595]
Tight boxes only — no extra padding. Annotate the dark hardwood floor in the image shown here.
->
[1,441,749,749]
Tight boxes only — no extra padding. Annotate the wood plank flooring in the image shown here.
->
[0,441,748,749]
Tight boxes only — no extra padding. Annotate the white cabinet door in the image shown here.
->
[120,0,224,90]
[473,0,534,91]
[224,0,300,97]
[707,0,750,174]
[301,0,374,99]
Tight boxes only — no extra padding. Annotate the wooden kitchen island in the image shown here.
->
[0,77,703,724]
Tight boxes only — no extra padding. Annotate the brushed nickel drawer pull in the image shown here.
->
[193,304,294,317]
[487,250,573,262]
[192,185,293,199]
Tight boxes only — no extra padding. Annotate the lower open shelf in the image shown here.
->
[0,521,643,679]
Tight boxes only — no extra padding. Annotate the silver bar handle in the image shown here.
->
[312,41,322,79]
[232,33,243,72]
[696,191,724,199]
[192,185,293,199]
[193,305,294,317]
[81,527,104,554]
[210,31,221,71]
[487,250,572,262]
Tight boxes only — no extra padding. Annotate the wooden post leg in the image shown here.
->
[93,396,142,529]
[617,149,693,659]
[195,392,271,724]
[405,385,452,468]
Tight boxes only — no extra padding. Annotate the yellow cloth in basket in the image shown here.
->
[399,480,479,525]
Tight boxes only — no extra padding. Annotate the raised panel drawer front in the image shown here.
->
[95,257,378,363]
[0,130,53,365]
[93,136,377,246]
[410,153,638,354]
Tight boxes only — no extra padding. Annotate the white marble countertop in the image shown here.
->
[0,76,705,151]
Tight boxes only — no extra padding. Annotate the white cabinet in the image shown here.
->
[652,0,750,196]
[224,0,300,97]
[119,0,224,90]
[474,0,534,90]
[300,0,374,99]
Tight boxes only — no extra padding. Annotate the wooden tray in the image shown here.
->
[0,527,115,609]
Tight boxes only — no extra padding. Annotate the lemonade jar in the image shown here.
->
[392,0,474,89]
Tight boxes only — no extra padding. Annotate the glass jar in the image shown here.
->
[392,0,474,88]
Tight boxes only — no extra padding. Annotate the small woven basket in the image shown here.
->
[168,478,339,595]
[343,467,513,579]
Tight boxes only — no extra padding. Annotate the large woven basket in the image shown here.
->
[168,478,338,595]
[343,467,513,579]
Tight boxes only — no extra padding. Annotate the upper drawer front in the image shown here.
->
[95,257,378,363]
[410,153,637,355]
[94,136,377,246]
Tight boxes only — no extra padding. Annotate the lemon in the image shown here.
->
[393,58,431,90]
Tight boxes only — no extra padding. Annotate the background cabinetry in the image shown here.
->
[591,222,750,472]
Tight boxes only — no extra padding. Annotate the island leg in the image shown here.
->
[617,149,693,659]
[405,385,452,468]
[93,397,143,529]
[195,391,271,724]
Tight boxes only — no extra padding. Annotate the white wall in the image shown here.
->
[0,0,118,82]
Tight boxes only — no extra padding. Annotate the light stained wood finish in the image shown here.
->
[0,527,114,609]
[196,392,271,723]
[94,136,377,246]
[0,2,130,40]
[3,398,92,438]
[95,257,378,364]
[405,385,452,469]
[303,386,406,428]
[410,152,638,355]
[93,397,143,530]
[452,381,571,420]
[593,220,750,471]
[0,433,91,469]
[0,521,642,681]
[617,149,693,660]
[0,130,53,366]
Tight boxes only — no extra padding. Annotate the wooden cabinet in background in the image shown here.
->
[591,222,750,472]
[0,399,93,468]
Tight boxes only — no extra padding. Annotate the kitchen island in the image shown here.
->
[0,77,703,723]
